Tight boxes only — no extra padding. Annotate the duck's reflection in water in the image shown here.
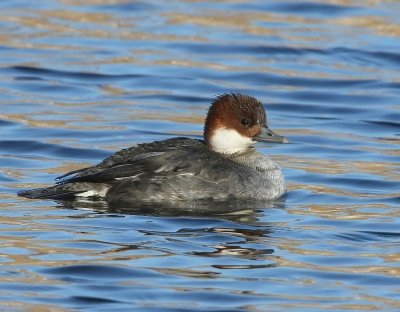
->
[58,196,284,217]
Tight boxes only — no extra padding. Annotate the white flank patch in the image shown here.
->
[209,128,254,155]
[115,173,142,180]
[77,189,108,198]
[77,190,96,197]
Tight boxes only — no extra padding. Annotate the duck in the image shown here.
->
[18,93,287,204]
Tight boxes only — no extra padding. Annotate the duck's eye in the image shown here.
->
[241,118,251,126]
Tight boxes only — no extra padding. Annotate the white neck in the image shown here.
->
[209,128,254,155]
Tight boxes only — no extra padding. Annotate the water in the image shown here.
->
[1,0,400,310]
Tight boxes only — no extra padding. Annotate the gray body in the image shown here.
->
[19,137,286,204]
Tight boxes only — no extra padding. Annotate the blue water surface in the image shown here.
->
[0,0,400,311]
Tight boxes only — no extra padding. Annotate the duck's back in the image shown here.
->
[59,137,206,182]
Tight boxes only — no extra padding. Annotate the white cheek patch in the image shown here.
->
[209,128,254,155]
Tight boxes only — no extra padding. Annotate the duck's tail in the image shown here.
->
[18,183,109,200]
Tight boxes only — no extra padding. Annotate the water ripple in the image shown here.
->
[1,0,400,311]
